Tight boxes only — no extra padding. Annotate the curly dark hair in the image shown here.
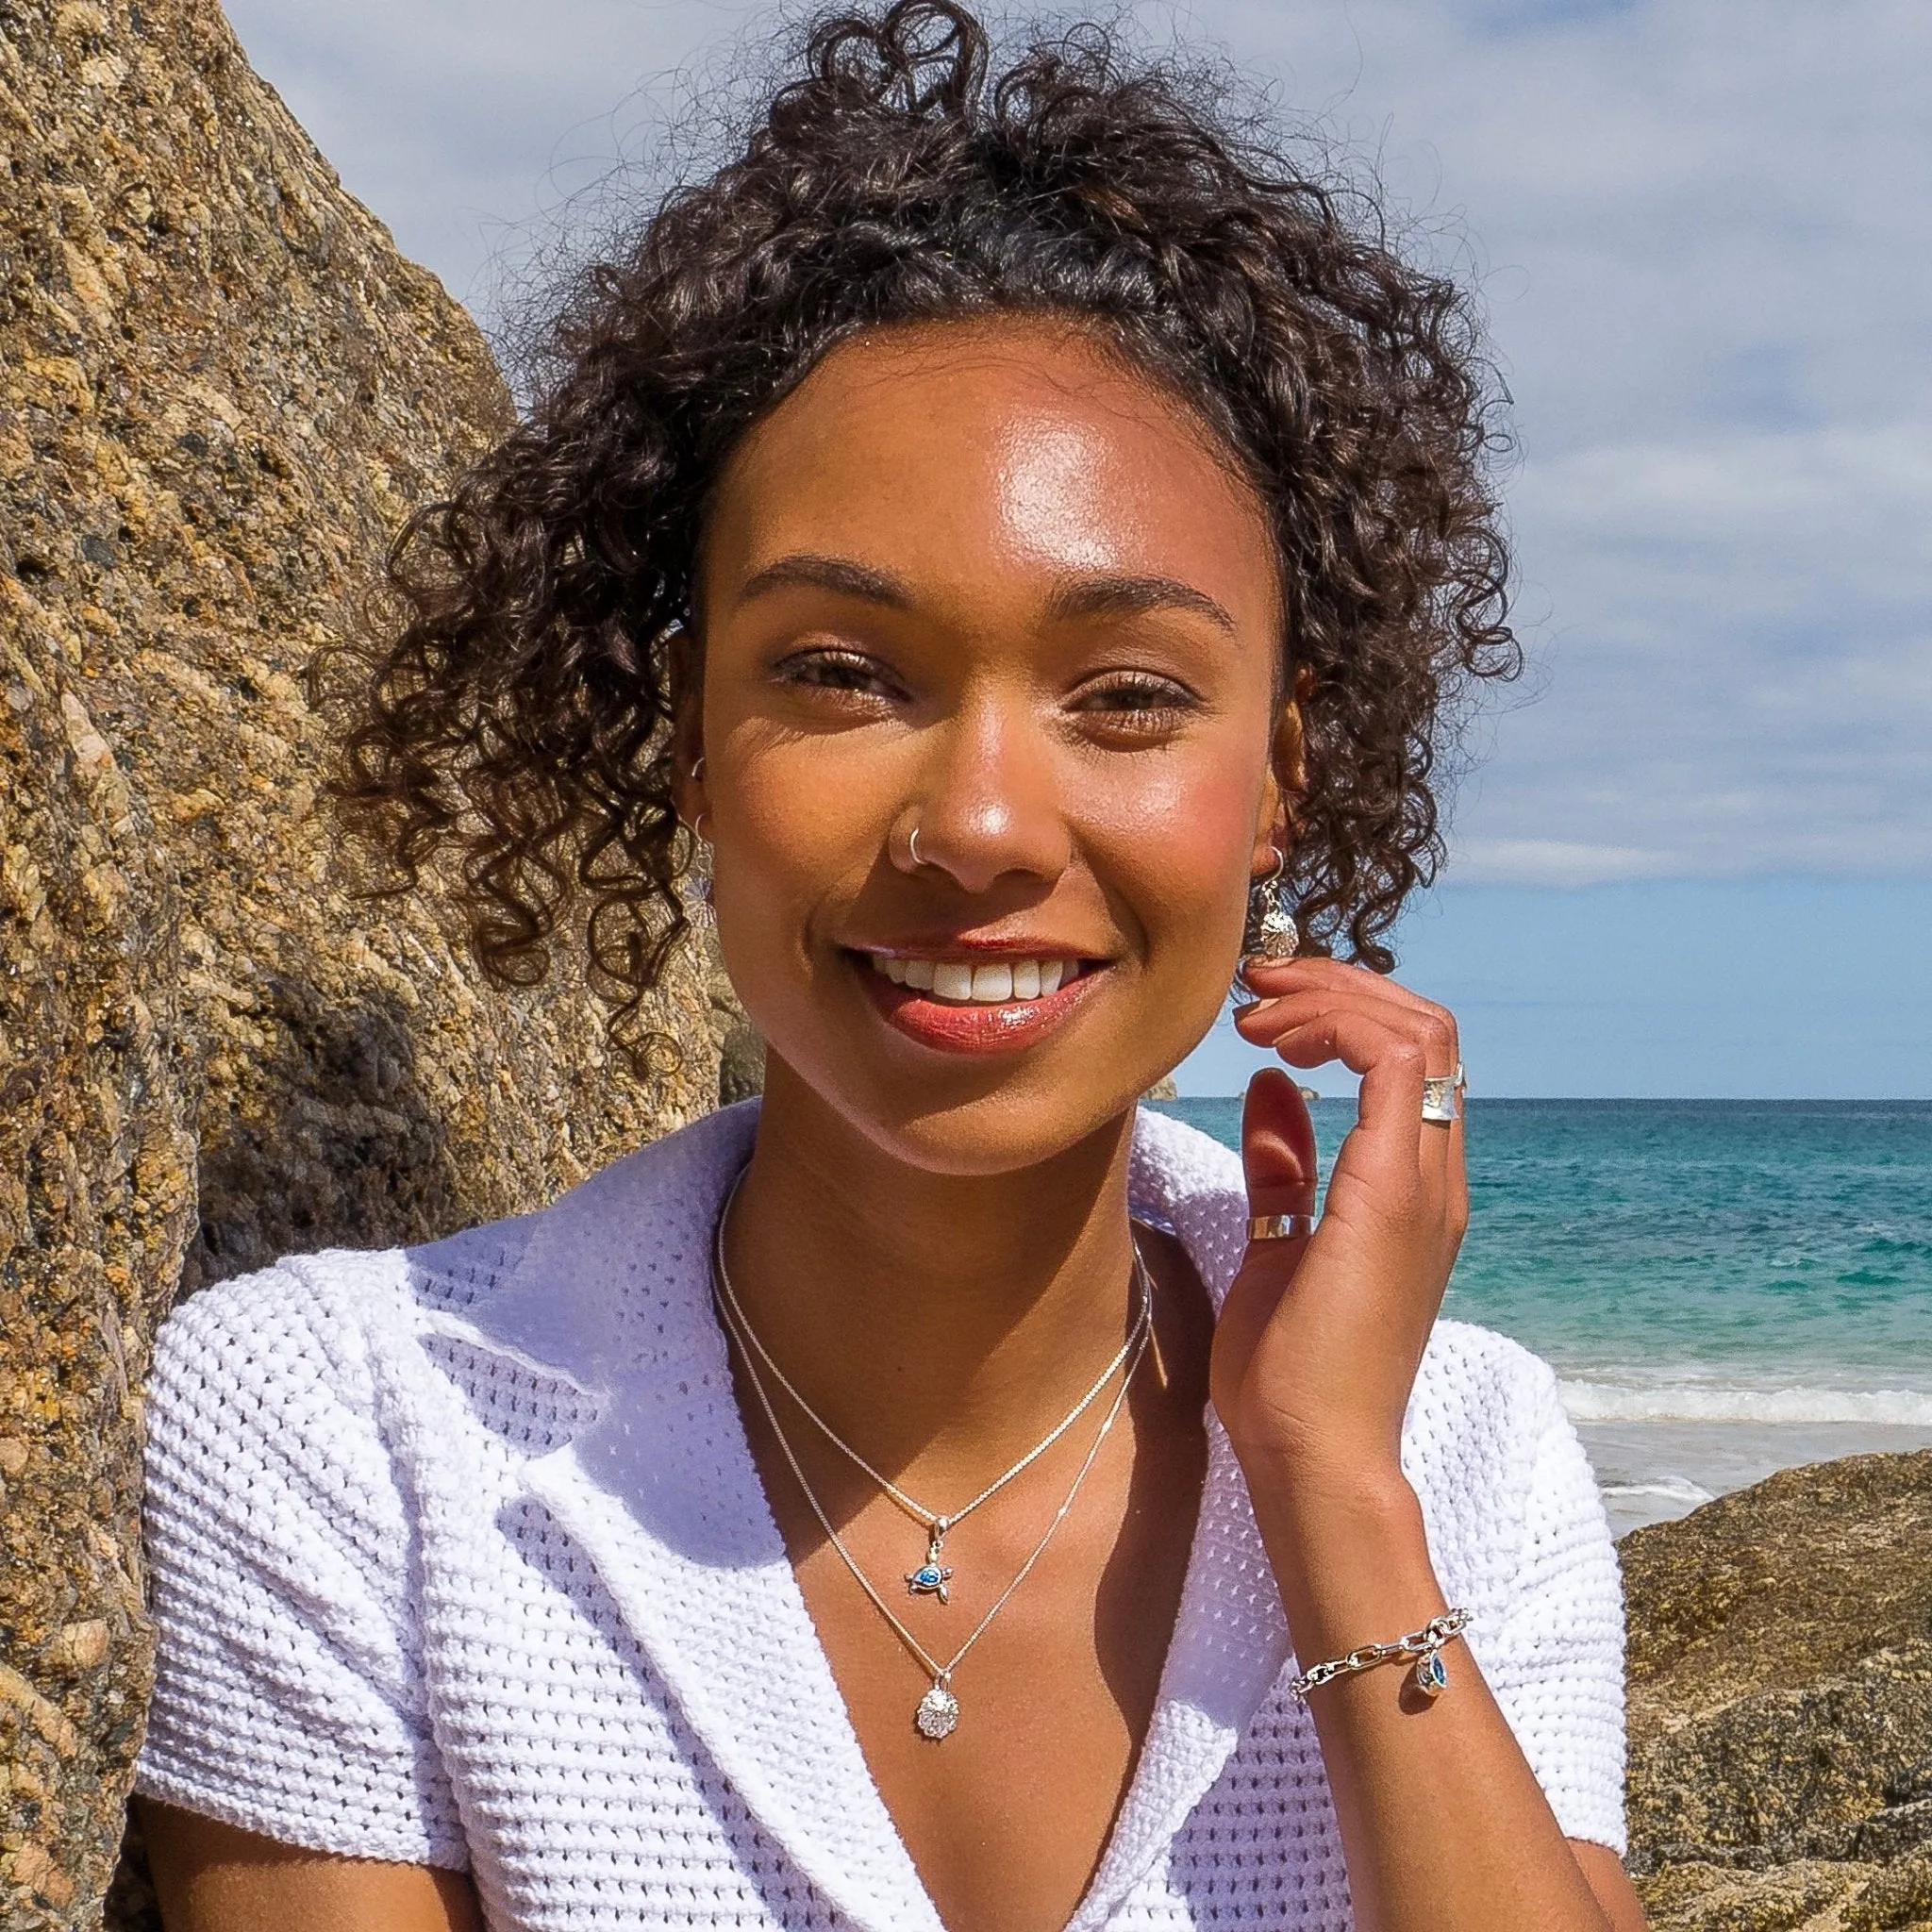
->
[332,0,1518,1068]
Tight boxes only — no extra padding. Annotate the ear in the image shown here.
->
[667,628,708,832]
[1251,664,1312,873]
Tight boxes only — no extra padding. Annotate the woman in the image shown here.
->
[136,7,1646,1928]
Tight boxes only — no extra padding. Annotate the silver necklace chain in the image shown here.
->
[711,1171,1152,1560]
[708,1178,1155,1740]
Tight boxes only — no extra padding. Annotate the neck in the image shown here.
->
[722,1058,1147,1491]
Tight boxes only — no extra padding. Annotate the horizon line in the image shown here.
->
[1158,1093,1932,1105]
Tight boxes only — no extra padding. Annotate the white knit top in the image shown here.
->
[137,1103,1626,1930]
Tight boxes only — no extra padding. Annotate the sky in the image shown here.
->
[221,0,1932,1096]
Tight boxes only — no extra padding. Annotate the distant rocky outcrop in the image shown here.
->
[1623,1450,1932,1931]
[0,0,721,1924]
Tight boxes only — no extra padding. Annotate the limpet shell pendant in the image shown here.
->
[1250,899,1299,959]
[915,1680,960,1740]
[1413,1650,1449,1699]
[1233,889,1299,1000]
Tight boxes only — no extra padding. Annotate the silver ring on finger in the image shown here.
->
[1247,1212,1316,1241]
[1421,1063,1467,1125]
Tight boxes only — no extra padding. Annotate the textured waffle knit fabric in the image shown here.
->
[137,1103,1627,1930]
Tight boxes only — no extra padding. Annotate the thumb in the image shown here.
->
[1241,1067,1318,1221]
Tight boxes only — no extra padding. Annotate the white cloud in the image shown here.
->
[1450,839,1670,887]
[222,0,1932,881]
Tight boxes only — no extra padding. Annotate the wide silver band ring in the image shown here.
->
[1247,1212,1316,1241]
[1421,1063,1467,1125]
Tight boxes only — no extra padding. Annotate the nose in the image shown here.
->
[893,688,1072,895]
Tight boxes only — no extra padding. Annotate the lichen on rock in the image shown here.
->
[1623,1451,1932,1931]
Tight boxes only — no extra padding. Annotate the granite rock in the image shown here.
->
[0,0,718,1923]
[1,587,197,1929]
[1624,1451,1932,1931]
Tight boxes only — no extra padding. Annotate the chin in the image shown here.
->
[758,1011,1201,1180]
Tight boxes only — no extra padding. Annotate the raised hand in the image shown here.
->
[1208,958,1469,1499]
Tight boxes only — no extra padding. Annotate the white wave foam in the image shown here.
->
[1559,1380,1932,1426]
[1598,1476,1717,1505]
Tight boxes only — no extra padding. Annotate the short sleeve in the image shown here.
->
[1478,1391,1628,1855]
[135,1262,469,1868]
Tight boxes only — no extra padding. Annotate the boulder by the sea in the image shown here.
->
[0,0,719,1924]
[1622,1449,1932,1931]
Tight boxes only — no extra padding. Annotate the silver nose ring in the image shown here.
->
[908,825,928,869]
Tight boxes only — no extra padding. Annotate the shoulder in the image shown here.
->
[148,1100,760,1477]
[148,1247,408,1449]
[1406,1317,1570,1506]
[142,1249,426,1586]
[1413,1317,1566,1441]
[1404,1320,1608,1614]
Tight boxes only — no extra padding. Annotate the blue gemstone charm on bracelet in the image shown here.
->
[1288,1607,1471,1702]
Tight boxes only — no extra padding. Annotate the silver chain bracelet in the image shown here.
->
[1288,1607,1474,1703]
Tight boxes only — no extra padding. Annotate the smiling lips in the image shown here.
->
[858,951,1100,1053]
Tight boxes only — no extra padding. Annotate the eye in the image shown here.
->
[772,646,904,701]
[1071,672,1202,735]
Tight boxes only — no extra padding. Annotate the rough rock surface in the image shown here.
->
[1,1,718,1924]
[1624,1451,1932,1931]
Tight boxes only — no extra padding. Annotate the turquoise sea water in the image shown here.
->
[1151,1098,1932,1529]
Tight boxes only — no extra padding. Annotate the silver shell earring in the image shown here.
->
[1233,848,1297,1000]
[683,756,715,930]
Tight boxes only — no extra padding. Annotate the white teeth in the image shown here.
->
[868,955,1082,1004]
[971,963,1013,1002]
[932,961,975,1001]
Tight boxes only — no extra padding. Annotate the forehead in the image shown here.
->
[703,318,1279,622]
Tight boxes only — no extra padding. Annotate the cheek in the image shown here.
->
[1083,750,1262,963]
[708,736,893,958]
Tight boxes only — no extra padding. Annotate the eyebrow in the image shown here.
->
[736,554,914,608]
[736,553,1237,633]
[1044,573,1237,635]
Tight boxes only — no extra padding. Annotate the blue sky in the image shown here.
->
[1185,878,1932,1097]
[222,0,1932,1095]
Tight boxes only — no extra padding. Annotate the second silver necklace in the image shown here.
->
[711,1169,1151,1597]
[712,1218,1154,1740]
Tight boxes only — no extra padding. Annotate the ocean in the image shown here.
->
[1150,1097,1932,1535]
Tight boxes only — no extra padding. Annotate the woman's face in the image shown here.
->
[688,318,1289,1174]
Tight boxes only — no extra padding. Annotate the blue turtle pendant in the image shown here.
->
[906,1527,954,1604]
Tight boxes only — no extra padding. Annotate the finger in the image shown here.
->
[1236,987,1462,1185]
[1251,1001,1470,1258]
[1236,981,1460,1205]
[1235,989,1457,1083]
[1241,1066,1318,1221]
[1240,1004,1429,1186]
[1421,1064,1468,1227]
[1237,961,1460,1058]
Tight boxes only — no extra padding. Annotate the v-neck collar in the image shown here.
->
[418,1103,1291,1932]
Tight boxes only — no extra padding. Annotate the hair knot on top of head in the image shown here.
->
[325,0,1520,1071]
